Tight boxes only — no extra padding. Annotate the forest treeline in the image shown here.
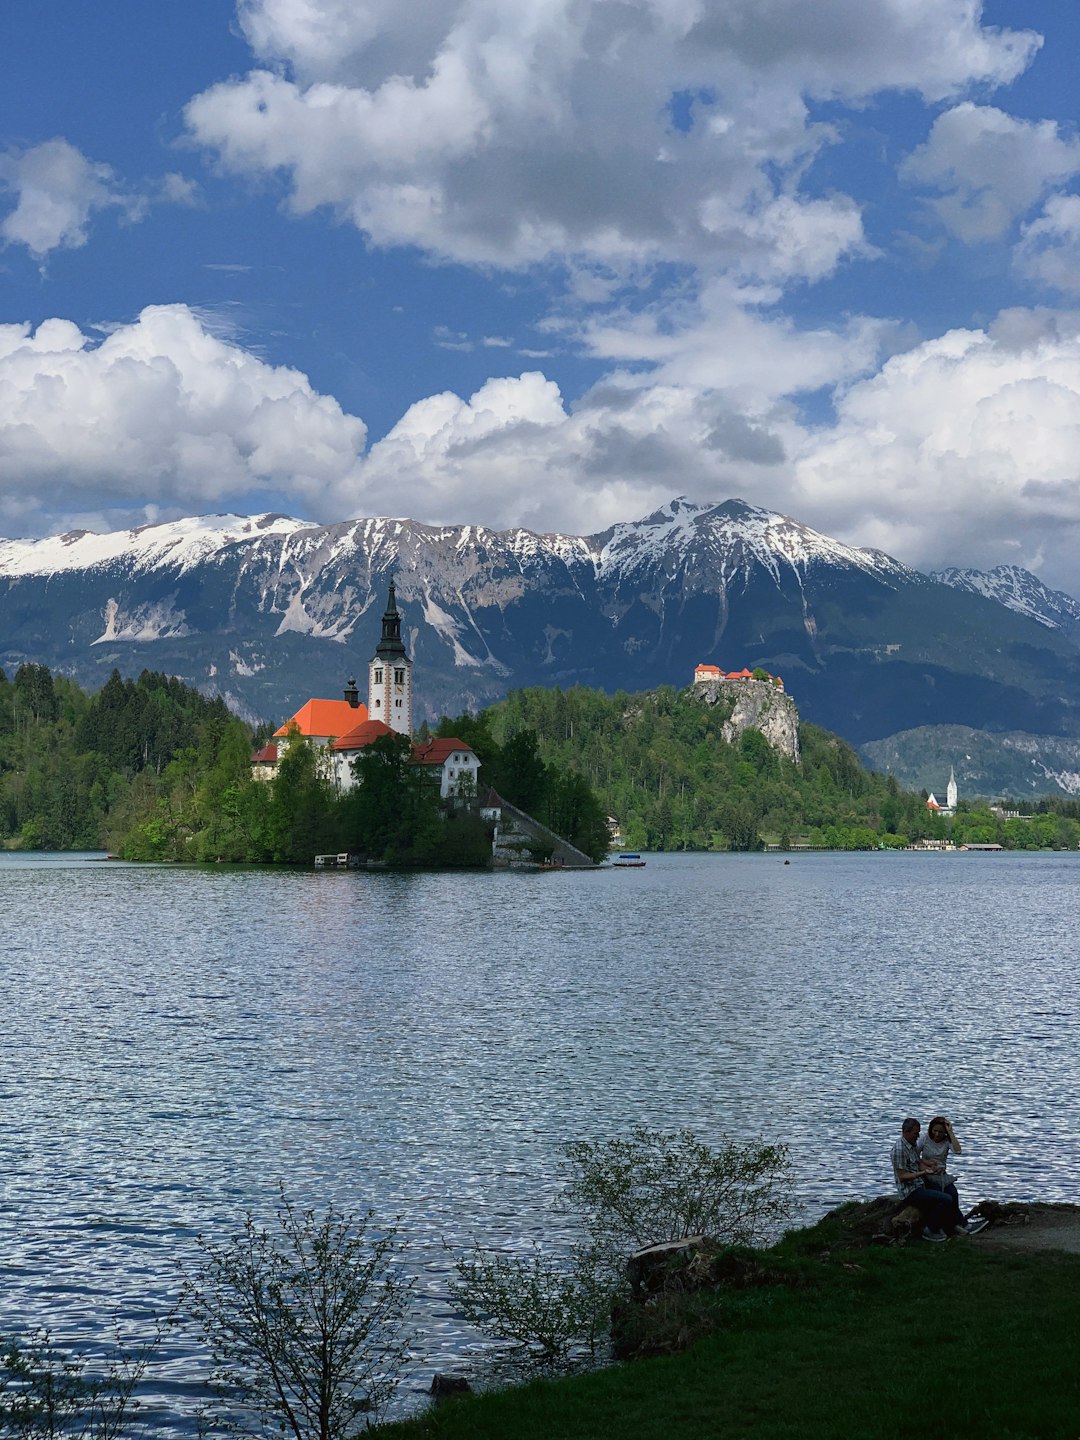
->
[3,664,1078,859]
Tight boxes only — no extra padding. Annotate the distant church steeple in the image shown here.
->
[368,578,412,735]
[947,767,958,812]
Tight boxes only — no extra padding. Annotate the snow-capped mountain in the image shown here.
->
[933,564,1080,640]
[3,497,1080,755]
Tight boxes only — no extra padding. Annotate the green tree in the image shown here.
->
[267,733,336,865]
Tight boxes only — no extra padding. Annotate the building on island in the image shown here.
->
[253,578,478,800]
[368,579,412,736]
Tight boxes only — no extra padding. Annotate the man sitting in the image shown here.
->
[890,1117,963,1241]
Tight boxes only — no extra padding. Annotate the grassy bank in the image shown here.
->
[381,1211,1080,1440]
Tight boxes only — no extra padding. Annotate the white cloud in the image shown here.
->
[902,104,1080,242]
[185,0,1035,278]
[0,141,206,261]
[792,311,1080,585]
[0,139,134,260]
[9,295,1080,596]
[1015,194,1080,295]
[0,305,367,531]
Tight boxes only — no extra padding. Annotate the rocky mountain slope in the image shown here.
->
[933,564,1080,642]
[4,499,1080,787]
[860,725,1080,798]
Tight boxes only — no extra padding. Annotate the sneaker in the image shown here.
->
[922,1228,948,1243]
[962,1216,989,1236]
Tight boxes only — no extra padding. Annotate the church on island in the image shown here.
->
[250,580,480,801]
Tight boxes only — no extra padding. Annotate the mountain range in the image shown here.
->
[4,496,1080,796]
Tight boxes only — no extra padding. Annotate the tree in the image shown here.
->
[182,1192,413,1440]
[340,732,436,861]
[267,732,336,865]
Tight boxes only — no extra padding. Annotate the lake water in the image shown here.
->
[1,849,1078,1426]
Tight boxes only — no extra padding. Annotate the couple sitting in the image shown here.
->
[890,1115,987,1242]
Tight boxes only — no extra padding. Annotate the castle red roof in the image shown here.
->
[251,742,278,764]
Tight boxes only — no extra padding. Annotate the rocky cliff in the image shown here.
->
[695,677,800,764]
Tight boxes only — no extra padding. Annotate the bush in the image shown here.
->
[182,1190,413,1438]
[563,1127,795,1262]
[450,1129,793,1370]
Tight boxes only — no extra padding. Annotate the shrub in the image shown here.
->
[450,1128,793,1370]
[0,1324,157,1438]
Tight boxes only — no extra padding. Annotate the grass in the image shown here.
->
[379,1215,1080,1440]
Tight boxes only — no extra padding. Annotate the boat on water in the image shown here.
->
[613,852,647,867]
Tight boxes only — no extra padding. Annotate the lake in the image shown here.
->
[1,849,1077,1425]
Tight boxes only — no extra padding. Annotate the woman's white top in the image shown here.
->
[918,1134,952,1174]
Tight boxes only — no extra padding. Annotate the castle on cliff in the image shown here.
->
[693,663,784,691]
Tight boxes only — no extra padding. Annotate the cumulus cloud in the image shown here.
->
[0,305,367,531]
[0,140,206,261]
[792,311,1080,585]
[902,104,1080,241]
[184,0,1035,278]
[1015,194,1080,294]
[9,295,1080,595]
[0,139,136,260]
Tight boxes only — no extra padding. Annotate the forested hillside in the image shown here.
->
[0,664,242,850]
[467,685,1080,851]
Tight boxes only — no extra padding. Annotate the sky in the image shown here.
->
[3,1,1080,587]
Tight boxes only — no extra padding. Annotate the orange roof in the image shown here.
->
[728,668,754,679]
[274,697,369,739]
[411,737,477,766]
[332,718,395,752]
[695,663,722,676]
[926,797,942,810]
[251,742,278,764]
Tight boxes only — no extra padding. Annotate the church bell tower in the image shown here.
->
[368,578,412,736]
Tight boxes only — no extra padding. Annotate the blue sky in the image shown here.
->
[3,0,1080,587]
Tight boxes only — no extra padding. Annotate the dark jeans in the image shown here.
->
[906,1184,960,1234]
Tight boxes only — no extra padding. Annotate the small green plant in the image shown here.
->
[182,1189,413,1439]
[0,1325,156,1438]
[448,1245,610,1369]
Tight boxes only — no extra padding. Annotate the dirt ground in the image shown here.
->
[969,1202,1080,1255]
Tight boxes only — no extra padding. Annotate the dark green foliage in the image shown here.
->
[340,732,433,860]
[434,711,609,862]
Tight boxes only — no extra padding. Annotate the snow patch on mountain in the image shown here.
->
[593,498,915,590]
[0,514,311,578]
[933,564,1080,633]
[92,596,191,644]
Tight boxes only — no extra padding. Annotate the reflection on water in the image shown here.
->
[1,850,1078,1425]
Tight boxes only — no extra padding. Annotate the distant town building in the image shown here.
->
[927,767,958,816]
